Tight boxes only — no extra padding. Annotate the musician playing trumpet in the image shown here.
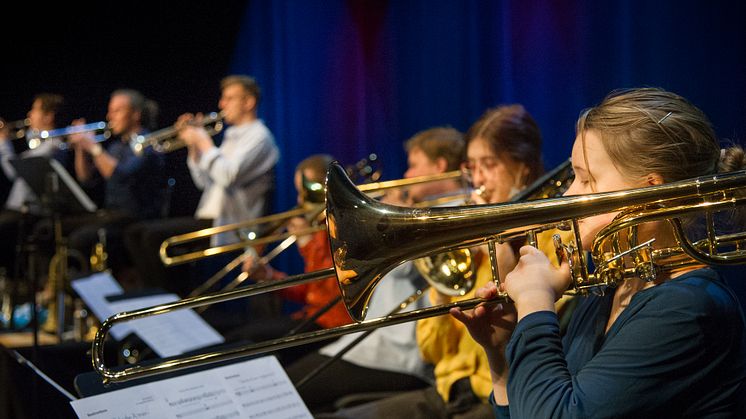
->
[0,93,66,285]
[42,89,164,288]
[177,75,279,246]
[453,88,746,418]
[123,75,279,294]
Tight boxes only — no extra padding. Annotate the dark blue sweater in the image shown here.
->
[104,138,164,219]
[494,268,746,418]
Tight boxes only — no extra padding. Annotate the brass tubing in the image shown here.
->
[94,293,493,383]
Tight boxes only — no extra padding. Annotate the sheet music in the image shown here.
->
[70,272,131,340]
[107,294,224,358]
[70,356,312,419]
[71,272,224,355]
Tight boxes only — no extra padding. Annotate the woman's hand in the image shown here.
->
[451,281,516,405]
[503,245,571,320]
[450,281,516,350]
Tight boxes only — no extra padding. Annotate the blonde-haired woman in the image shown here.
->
[453,87,746,418]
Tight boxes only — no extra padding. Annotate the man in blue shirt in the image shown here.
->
[62,88,166,286]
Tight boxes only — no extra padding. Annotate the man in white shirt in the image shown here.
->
[124,75,279,295]
[180,75,279,245]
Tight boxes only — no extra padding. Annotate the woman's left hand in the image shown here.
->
[503,245,571,319]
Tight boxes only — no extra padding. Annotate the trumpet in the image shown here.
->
[0,118,30,140]
[132,111,224,156]
[91,162,746,383]
[28,121,111,150]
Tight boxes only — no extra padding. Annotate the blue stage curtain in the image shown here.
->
[230,0,746,275]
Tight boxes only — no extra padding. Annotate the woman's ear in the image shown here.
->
[435,157,448,172]
[645,173,665,186]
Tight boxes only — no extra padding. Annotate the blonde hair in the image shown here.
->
[576,88,736,182]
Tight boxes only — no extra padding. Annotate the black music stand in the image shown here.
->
[10,156,96,215]
[9,156,96,340]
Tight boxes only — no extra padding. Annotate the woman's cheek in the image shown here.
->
[577,213,617,250]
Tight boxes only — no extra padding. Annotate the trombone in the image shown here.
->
[190,160,572,306]
[159,169,469,267]
[171,168,472,299]
[92,162,746,383]
[132,111,225,156]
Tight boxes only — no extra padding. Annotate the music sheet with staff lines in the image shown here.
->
[71,356,312,419]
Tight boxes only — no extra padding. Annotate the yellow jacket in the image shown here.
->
[415,229,576,403]
[416,253,494,402]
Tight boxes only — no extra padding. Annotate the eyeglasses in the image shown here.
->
[463,156,502,174]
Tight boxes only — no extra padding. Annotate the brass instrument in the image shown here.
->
[92,162,746,383]
[159,169,468,267]
[412,159,576,296]
[30,121,111,150]
[0,118,30,140]
[177,157,384,298]
[131,111,225,156]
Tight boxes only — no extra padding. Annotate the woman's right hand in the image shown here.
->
[450,281,517,350]
[451,281,515,404]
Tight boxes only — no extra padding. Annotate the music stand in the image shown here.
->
[10,156,96,215]
[9,156,96,340]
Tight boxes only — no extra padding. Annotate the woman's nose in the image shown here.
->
[471,168,485,187]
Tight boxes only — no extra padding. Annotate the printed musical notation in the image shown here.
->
[71,272,224,357]
[71,356,312,419]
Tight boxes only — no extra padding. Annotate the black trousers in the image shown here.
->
[32,210,137,277]
[285,352,430,413]
[122,216,212,296]
[314,385,493,419]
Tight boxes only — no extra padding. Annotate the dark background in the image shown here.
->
[3,0,745,312]
[2,2,746,417]
[4,1,746,218]
[2,1,250,217]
